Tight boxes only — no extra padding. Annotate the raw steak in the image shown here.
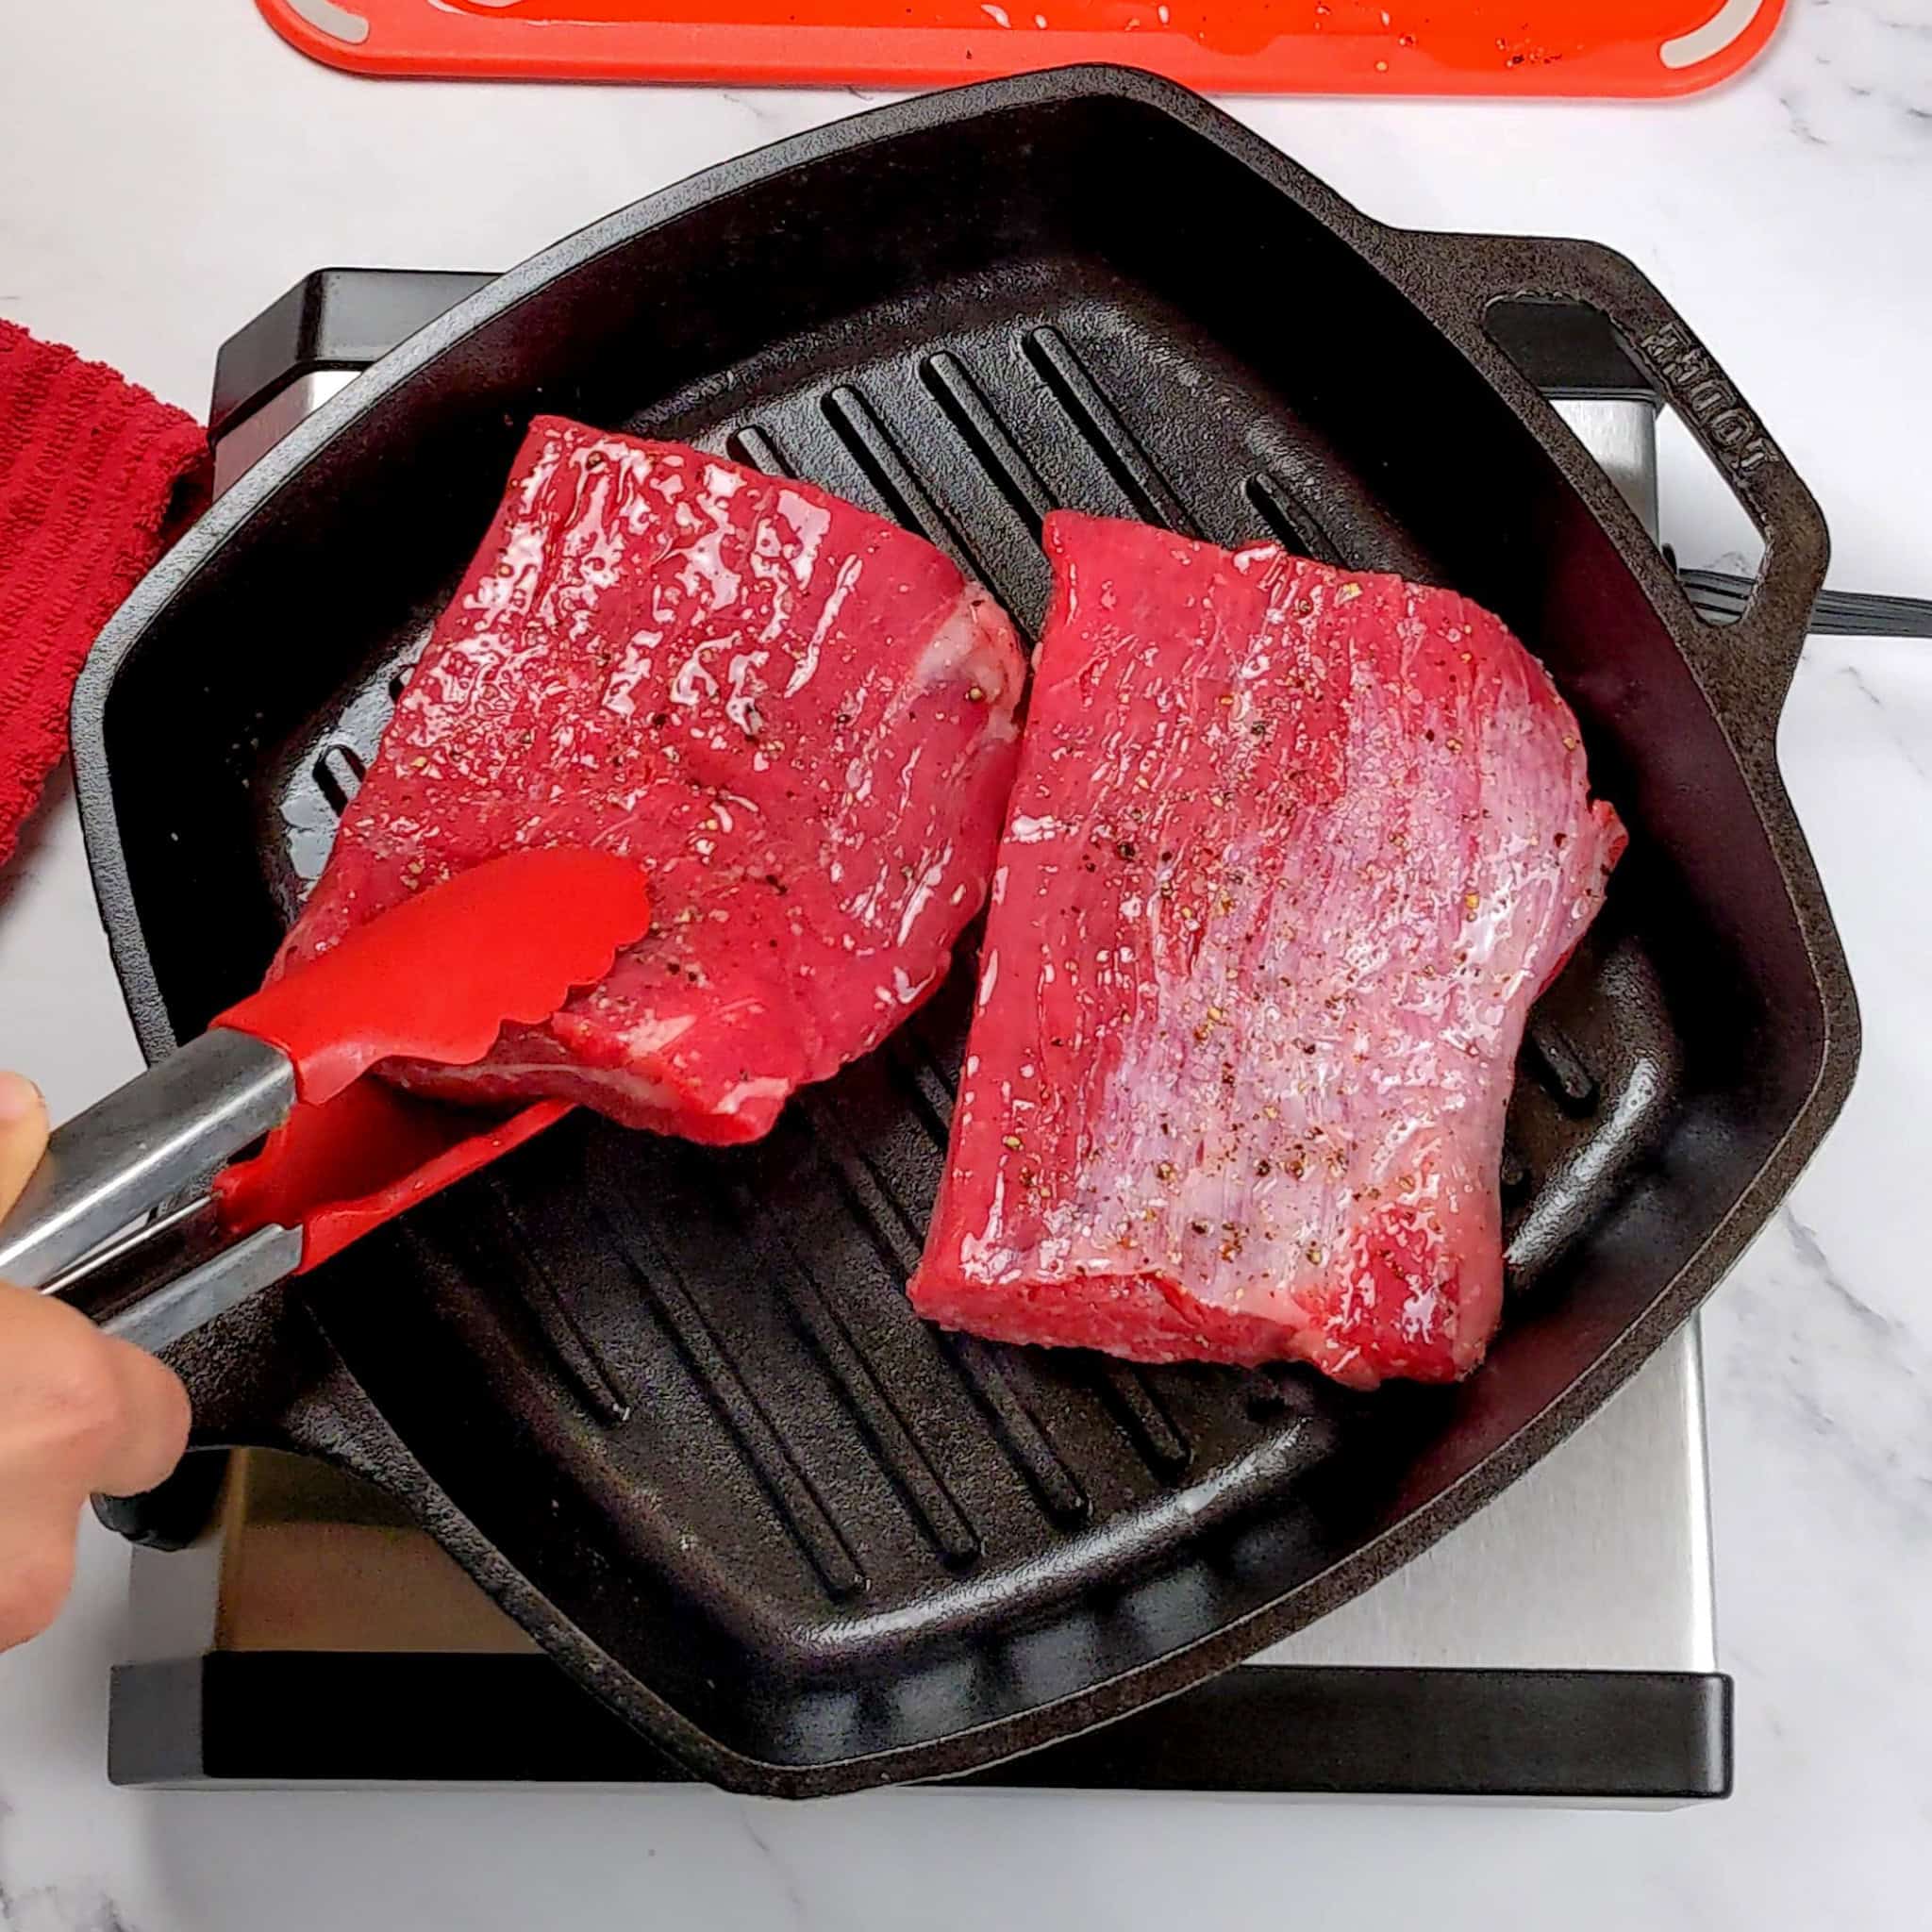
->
[277,417,1024,1144]
[909,513,1624,1387]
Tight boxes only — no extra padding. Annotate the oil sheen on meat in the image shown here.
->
[909,513,1625,1387]
[277,417,1024,1144]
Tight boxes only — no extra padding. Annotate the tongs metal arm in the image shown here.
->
[42,1198,304,1356]
[0,1030,299,1353]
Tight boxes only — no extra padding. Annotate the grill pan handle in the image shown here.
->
[1404,231,1830,746]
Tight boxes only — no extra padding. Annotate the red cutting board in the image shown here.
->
[259,0,1787,95]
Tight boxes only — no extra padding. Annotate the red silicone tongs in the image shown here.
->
[0,848,651,1353]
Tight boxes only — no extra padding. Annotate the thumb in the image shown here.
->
[0,1074,49,1222]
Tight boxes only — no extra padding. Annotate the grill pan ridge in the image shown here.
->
[70,69,1857,1795]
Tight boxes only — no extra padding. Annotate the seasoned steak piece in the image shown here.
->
[909,513,1624,1387]
[279,418,1024,1144]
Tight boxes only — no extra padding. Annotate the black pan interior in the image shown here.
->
[86,78,1833,1781]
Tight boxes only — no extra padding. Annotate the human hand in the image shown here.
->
[0,1072,190,1651]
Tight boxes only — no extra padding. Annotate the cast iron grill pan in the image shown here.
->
[72,69,1856,1795]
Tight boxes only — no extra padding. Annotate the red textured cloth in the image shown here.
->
[0,321,208,869]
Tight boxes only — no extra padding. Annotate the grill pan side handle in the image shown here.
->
[1396,230,1830,747]
[93,1278,412,1551]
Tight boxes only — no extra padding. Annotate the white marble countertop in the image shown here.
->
[1,2,1928,1925]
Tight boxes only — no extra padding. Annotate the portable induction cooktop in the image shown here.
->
[105,270,1728,1804]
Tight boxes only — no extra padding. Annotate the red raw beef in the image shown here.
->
[277,417,1024,1144]
[909,513,1624,1388]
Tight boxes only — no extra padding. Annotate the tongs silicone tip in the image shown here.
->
[0,848,651,1353]
[217,846,653,1108]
